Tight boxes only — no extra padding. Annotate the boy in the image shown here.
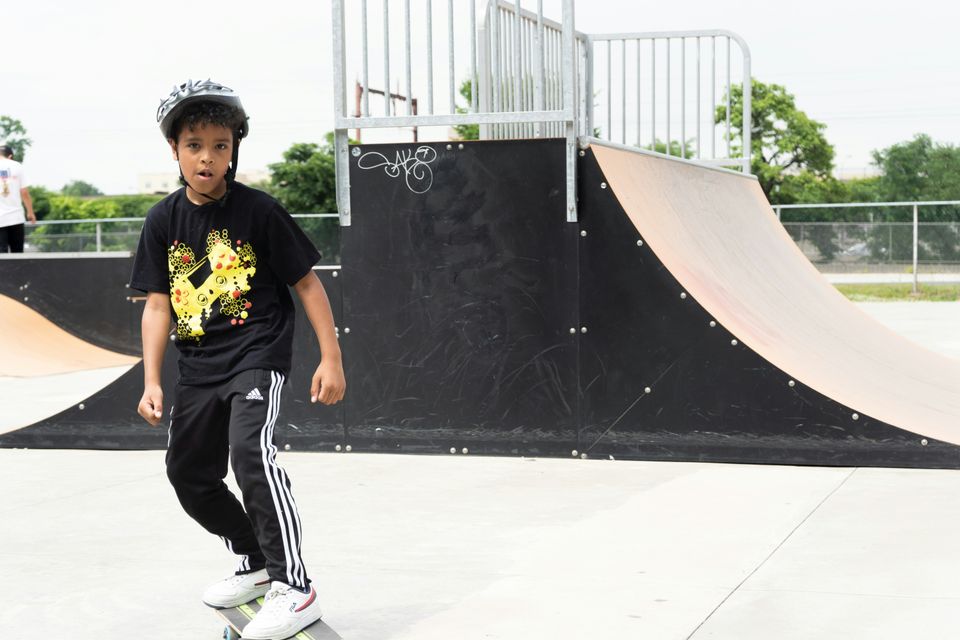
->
[130,79,345,640]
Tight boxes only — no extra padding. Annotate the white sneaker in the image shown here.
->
[201,568,271,609]
[241,581,323,640]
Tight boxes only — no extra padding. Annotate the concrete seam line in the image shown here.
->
[684,467,860,640]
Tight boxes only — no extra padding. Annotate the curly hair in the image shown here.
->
[170,101,246,142]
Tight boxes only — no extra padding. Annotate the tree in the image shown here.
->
[27,192,162,252]
[268,134,341,263]
[717,79,835,204]
[871,134,960,263]
[453,80,480,141]
[0,116,32,161]
[269,136,337,213]
[61,180,103,197]
[648,139,695,159]
[872,134,960,205]
[26,186,54,221]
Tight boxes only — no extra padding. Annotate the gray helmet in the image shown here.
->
[157,79,249,140]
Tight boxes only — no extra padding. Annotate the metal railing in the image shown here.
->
[331,0,578,224]
[775,201,960,292]
[476,1,589,141]
[14,214,341,262]
[585,31,751,172]
[331,1,753,227]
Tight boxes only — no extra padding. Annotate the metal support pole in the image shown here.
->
[741,40,752,173]
[383,0,391,117]
[913,203,919,294]
[710,36,715,159]
[562,0,577,222]
[361,0,369,115]
[331,0,351,225]
[513,0,522,115]
[681,38,686,158]
[651,40,655,148]
[621,40,626,145]
[427,0,434,114]
[665,38,671,155]
[636,39,641,147]
[404,0,413,116]
[96,222,102,253]
[448,0,456,114]
[606,42,611,140]
[585,36,594,138]
[534,0,545,137]
[725,36,731,160]
[470,0,478,112]
[696,37,701,159]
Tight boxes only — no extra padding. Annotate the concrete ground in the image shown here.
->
[856,301,960,359]
[1,301,958,640]
[824,272,960,284]
[3,451,960,640]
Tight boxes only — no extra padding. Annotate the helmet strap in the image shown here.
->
[174,147,233,208]
[225,133,241,184]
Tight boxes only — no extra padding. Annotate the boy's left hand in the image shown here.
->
[311,359,346,405]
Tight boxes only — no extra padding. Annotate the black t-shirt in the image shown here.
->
[129,183,320,385]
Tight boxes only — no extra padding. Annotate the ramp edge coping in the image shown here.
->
[581,136,759,181]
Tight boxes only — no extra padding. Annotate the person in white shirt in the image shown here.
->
[0,143,37,253]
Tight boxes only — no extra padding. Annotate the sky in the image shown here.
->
[8,0,960,194]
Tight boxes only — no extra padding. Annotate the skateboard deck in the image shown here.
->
[215,596,342,640]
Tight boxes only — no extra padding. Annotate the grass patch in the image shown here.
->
[836,283,960,302]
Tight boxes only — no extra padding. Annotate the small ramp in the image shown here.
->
[0,293,139,377]
[0,292,143,438]
[0,256,342,449]
[582,139,960,457]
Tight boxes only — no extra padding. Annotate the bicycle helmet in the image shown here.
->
[157,79,249,140]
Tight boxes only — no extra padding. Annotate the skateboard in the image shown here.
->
[216,596,342,640]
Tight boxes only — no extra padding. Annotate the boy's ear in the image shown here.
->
[168,138,178,160]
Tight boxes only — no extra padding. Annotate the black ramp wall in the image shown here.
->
[577,146,960,467]
[0,255,143,354]
[2,141,958,468]
[0,257,343,450]
[341,139,579,455]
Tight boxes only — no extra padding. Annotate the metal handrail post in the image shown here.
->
[562,0,577,222]
[331,0,351,226]
[96,222,102,253]
[584,36,594,138]
[913,203,919,294]
[740,40,752,173]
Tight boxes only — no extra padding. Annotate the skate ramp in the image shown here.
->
[589,140,960,446]
[0,293,139,377]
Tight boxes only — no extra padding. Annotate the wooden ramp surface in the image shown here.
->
[0,293,139,377]
[590,141,960,446]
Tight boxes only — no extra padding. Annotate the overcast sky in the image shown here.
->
[8,0,959,194]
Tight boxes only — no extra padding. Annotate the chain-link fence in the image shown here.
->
[16,205,960,281]
[775,202,960,282]
[781,222,960,272]
[20,214,342,265]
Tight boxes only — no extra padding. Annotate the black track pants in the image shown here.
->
[0,223,25,253]
[166,368,309,590]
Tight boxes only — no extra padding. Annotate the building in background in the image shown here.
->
[137,169,270,194]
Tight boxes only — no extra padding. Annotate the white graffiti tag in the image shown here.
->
[357,146,438,194]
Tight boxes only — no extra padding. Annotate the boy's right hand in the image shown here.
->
[138,386,165,426]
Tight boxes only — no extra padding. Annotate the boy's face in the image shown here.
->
[169,122,234,199]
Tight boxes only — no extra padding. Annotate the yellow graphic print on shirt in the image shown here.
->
[167,229,257,341]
